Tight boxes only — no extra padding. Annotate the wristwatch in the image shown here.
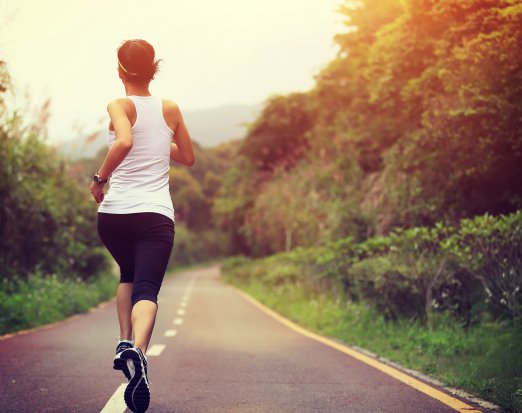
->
[93,173,108,185]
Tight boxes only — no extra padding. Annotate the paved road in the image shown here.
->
[0,265,487,413]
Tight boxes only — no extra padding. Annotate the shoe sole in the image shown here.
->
[113,356,132,381]
[120,349,150,413]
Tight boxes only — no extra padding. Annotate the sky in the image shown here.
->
[1,0,345,144]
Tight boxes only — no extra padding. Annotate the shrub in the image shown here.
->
[0,125,109,282]
[221,256,254,284]
[224,210,521,325]
[350,255,426,320]
[0,270,118,335]
[447,211,522,320]
[168,223,232,267]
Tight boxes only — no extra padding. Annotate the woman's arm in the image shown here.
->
[169,103,195,167]
[89,99,133,203]
[98,100,133,178]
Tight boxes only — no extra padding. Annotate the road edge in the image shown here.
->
[0,264,213,342]
[0,295,117,341]
[231,285,500,413]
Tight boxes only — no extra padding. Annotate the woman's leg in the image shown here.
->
[132,300,157,352]
[131,213,174,353]
[97,213,136,342]
[117,283,134,340]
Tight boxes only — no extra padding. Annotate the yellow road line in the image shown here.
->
[233,287,483,413]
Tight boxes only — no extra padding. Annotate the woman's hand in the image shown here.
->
[89,181,105,203]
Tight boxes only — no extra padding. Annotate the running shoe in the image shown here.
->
[120,347,150,413]
[113,340,134,380]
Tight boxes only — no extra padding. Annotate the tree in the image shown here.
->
[239,93,315,173]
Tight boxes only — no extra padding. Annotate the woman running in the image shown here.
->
[89,39,195,413]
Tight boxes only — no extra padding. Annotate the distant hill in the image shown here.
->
[183,103,261,147]
[58,103,261,160]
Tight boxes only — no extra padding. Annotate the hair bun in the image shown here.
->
[117,39,161,82]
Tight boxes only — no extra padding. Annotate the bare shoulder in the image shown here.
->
[162,99,184,132]
[162,99,182,117]
[107,98,133,112]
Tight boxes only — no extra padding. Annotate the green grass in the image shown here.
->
[0,271,119,336]
[0,259,222,337]
[223,275,522,413]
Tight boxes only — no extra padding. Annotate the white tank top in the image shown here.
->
[98,95,175,222]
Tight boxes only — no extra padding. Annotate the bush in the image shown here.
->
[221,211,522,412]
[169,223,232,267]
[224,210,522,325]
[221,256,254,284]
[262,260,302,286]
[350,255,425,320]
[447,211,522,321]
[0,270,118,335]
[0,125,109,282]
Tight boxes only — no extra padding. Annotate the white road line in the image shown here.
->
[177,308,186,316]
[164,329,177,337]
[173,317,184,325]
[146,344,166,357]
[180,301,188,308]
[100,383,127,413]
[183,276,197,297]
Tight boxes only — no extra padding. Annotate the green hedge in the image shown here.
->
[224,210,522,325]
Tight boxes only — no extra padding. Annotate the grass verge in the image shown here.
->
[0,271,119,336]
[0,259,222,337]
[222,271,522,413]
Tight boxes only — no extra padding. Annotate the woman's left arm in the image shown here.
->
[168,101,195,167]
[89,99,133,203]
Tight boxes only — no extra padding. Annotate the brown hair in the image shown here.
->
[117,39,161,83]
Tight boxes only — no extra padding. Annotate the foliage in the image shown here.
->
[224,211,521,325]
[239,93,316,173]
[0,60,11,111]
[222,210,522,412]
[446,211,522,320]
[0,111,109,281]
[0,58,117,336]
[223,272,522,412]
[215,0,522,255]
[0,270,118,335]
[384,0,522,224]
[169,167,207,228]
[212,154,258,254]
[167,222,231,267]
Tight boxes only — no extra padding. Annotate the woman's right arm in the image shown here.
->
[97,99,134,178]
[168,102,195,167]
[89,99,133,203]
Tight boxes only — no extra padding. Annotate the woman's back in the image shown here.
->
[98,95,175,220]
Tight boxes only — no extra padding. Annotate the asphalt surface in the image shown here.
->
[0,265,487,413]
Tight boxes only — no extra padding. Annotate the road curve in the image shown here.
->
[0,265,488,413]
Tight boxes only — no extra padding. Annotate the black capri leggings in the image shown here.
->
[97,212,175,306]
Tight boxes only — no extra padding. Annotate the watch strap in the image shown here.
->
[93,173,108,184]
